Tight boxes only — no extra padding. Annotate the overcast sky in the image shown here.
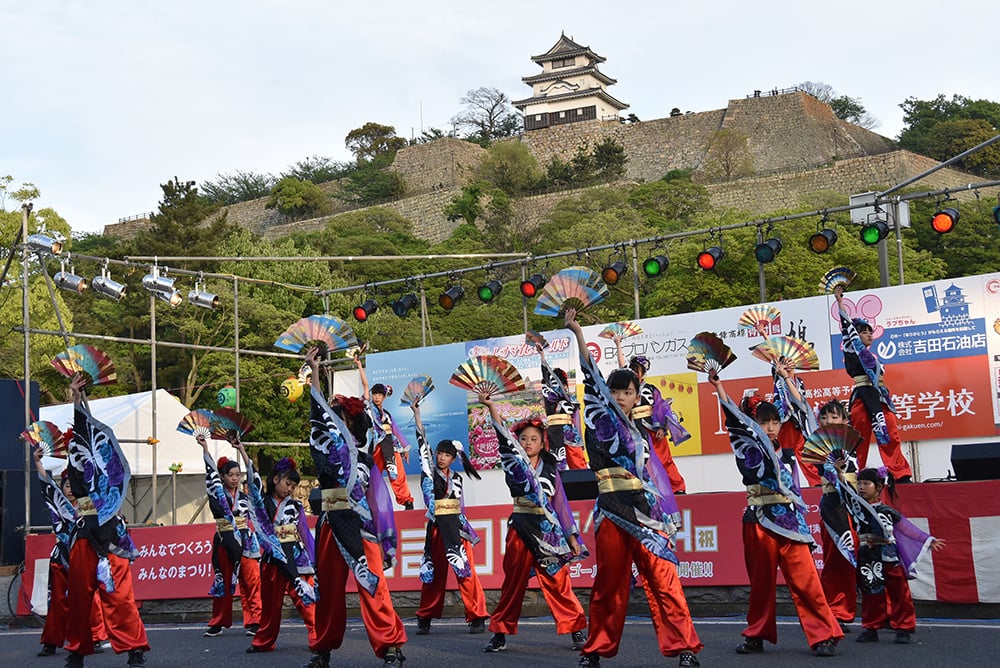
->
[4,1,999,235]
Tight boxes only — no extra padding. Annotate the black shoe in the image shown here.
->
[678,652,700,668]
[895,631,911,644]
[483,633,507,652]
[838,621,851,633]
[383,647,405,666]
[416,617,431,635]
[246,645,267,653]
[64,653,84,668]
[403,501,414,510]
[303,651,331,668]
[38,644,57,657]
[897,475,913,484]
[92,641,104,654]
[127,650,146,667]
[571,630,587,651]
[204,625,223,637]
[245,624,260,637]
[469,617,487,634]
[856,629,879,643]
[579,652,601,667]
[813,639,837,657]
[735,636,764,654]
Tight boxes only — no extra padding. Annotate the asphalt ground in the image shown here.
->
[4,614,1000,668]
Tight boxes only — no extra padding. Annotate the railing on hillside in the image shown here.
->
[117,212,155,223]
[745,86,802,99]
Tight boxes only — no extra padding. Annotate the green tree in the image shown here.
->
[344,122,408,165]
[797,81,878,129]
[281,155,348,185]
[700,129,755,182]
[266,177,332,219]
[0,175,41,211]
[337,165,405,204]
[898,94,1000,176]
[593,137,628,180]
[200,170,276,205]
[475,141,544,195]
[443,181,489,225]
[545,156,575,188]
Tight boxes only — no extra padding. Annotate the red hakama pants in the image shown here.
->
[821,528,858,624]
[564,445,588,470]
[850,401,913,480]
[741,522,842,647]
[311,521,406,658]
[251,562,316,651]
[489,528,586,635]
[373,448,414,507]
[416,525,488,622]
[861,562,916,632]
[208,546,262,629]
[65,541,149,656]
[40,562,107,647]
[582,521,702,658]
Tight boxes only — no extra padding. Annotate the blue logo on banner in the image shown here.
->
[831,318,987,368]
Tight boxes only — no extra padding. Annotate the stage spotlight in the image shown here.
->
[438,285,465,310]
[642,254,669,278]
[26,234,63,255]
[477,279,503,303]
[189,288,220,310]
[809,228,838,254]
[142,272,183,306]
[92,273,127,302]
[697,246,724,270]
[519,273,546,298]
[601,260,627,285]
[754,237,782,264]
[391,293,418,317]
[859,219,889,246]
[353,298,378,322]
[930,207,959,234]
[54,270,88,293]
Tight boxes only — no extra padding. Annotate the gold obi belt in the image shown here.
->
[822,471,856,494]
[76,496,97,516]
[512,496,545,514]
[321,487,350,512]
[852,375,886,389]
[547,414,572,426]
[435,498,461,515]
[631,405,653,420]
[275,523,299,543]
[216,516,248,532]
[595,467,643,494]
[745,484,791,506]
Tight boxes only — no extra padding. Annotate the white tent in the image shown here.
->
[40,390,240,525]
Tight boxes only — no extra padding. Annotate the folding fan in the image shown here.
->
[533,266,609,317]
[50,344,117,385]
[685,332,737,375]
[399,375,435,407]
[210,408,255,440]
[273,315,357,354]
[176,409,216,439]
[750,335,820,371]
[21,421,67,457]
[818,266,858,294]
[344,341,369,360]
[738,305,781,337]
[598,321,643,340]
[525,330,549,349]
[449,355,527,397]
[801,424,864,466]
[297,362,313,386]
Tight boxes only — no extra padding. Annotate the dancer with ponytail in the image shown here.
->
[197,434,262,637]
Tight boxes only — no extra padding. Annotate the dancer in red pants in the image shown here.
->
[533,335,587,470]
[357,356,415,509]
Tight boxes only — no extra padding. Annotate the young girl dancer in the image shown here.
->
[239,440,317,654]
[357,355,415,509]
[303,347,407,668]
[479,392,587,653]
[409,398,489,635]
[707,371,841,657]
[535,339,587,470]
[565,309,702,668]
[197,434,262,637]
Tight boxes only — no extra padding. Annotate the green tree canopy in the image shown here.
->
[344,122,408,165]
[898,94,1000,176]
[266,177,332,220]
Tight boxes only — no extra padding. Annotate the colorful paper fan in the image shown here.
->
[176,409,215,439]
[801,424,864,466]
[533,266,609,317]
[210,408,255,440]
[297,362,313,385]
[749,335,820,371]
[598,321,643,340]
[449,355,527,398]
[400,375,435,407]
[50,344,117,385]
[738,305,781,337]
[273,315,357,354]
[21,421,67,457]
[818,266,858,294]
[686,332,737,375]
[525,330,549,349]
[344,341,369,360]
